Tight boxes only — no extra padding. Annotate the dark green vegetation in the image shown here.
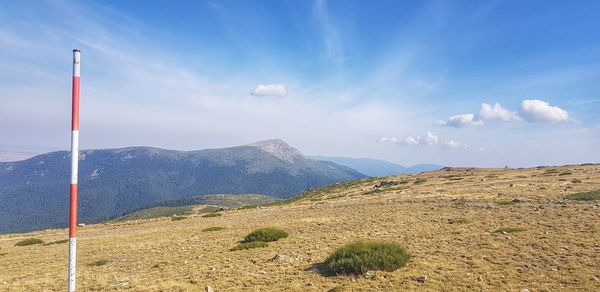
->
[0,139,365,234]
[117,206,193,221]
[202,226,225,232]
[230,241,268,251]
[243,227,288,243]
[495,200,516,206]
[43,239,69,246]
[324,241,410,275]
[565,190,600,201]
[414,178,427,184]
[14,238,44,246]
[493,227,526,233]
[202,213,222,218]
[87,259,108,267]
[15,238,44,246]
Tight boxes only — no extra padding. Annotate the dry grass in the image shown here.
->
[1,164,599,291]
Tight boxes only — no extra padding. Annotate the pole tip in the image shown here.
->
[73,48,81,52]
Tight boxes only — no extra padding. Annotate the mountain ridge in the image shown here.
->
[0,140,366,234]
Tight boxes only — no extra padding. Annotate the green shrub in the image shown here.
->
[230,241,268,251]
[493,227,526,233]
[14,238,44,247]
[571,179,582,183]
[243,227,288,243]
[88,259,108,266]
[414,178,427,184]
[202,226,225,232]
[559,171,572,176]
[202,213,222,218]
[324,241,410,275]
[565,190,600,201]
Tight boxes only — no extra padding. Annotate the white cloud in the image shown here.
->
[519,99,569,123]
[439,100,569,128]
[379,131,472,150]
[437,113,483,128]
[250,84,288,97]
[479,102,521,122]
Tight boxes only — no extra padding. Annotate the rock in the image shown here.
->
[205,286,214,292]
[77,223,85,227]
[272,254,286,262]
[520,289,529,292]
[512,197,525,203]
[415,275,428,283]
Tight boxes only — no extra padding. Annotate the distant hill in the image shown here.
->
[0,139,365,234]
[312,156,443,177]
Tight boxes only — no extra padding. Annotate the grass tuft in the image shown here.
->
[14,238,44,247]
[495,200,515,206]
[324,241,410,275]
[230,241,268,251]
[202,226,225,232]
[88,259,108,267]
[493,227,526,233]
[202,213,222,218]
[565,190,600,201]
[244,227,288,243]
[571,179,582,183]
[170,216,187,221]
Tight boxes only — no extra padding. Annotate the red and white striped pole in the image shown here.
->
[68,48,81,292]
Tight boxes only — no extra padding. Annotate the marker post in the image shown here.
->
[68,49,81,292]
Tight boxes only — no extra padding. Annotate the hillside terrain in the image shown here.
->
[312,156,443,177]
[1,164,599,291]
[0,140,364,233]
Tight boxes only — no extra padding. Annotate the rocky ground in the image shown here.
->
[1,164,599,291]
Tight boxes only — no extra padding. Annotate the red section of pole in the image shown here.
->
[71,77,80,131]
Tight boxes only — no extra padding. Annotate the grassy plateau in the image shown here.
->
[0,164,599,291]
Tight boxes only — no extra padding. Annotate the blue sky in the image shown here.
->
[1,0,599,167]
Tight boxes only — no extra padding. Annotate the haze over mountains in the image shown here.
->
[0,139,365,234]
[312,156,443,177]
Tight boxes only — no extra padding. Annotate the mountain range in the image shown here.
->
[312,156,443,177]
[0,139,365,234]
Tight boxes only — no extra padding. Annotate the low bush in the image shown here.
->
[414,178,427,184]
[170,216,187,221]
[201,213,222,218]
[571,179,582,183]
[202,226,225,232]
[495,200,515,206]
[244,227,288,243]
[230,241,268,251]
[565,190,600,201]
[15,238,44,247]
[324,241,410,275]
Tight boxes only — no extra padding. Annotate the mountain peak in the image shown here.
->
[247,139,304,163]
